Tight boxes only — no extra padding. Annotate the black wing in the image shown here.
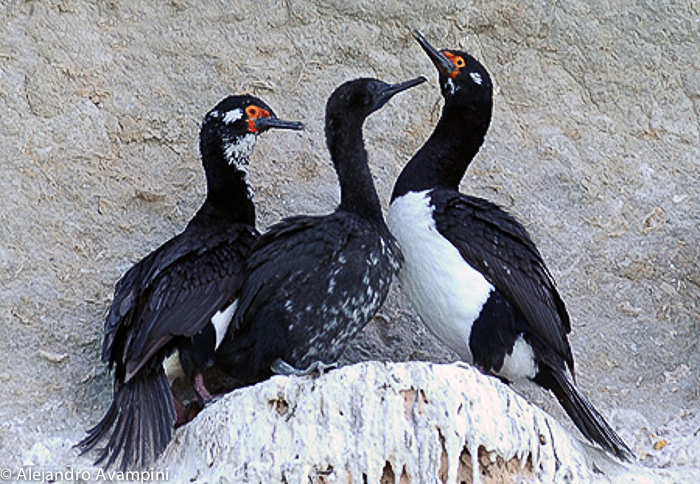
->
[102,235,191,364]
[231,214,350,336]
[431,190,573,371]
[103,224,258,381]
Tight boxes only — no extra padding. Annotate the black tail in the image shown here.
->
[76,366,176,470]
[536,367,635,461]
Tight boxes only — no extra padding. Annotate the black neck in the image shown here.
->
[198,129,255,225]
[326,115,383,223]
[391,101,491,200]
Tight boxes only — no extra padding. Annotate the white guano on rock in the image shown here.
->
[158,361,656,483]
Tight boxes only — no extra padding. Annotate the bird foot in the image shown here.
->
[193,372,214,405]
[270,359,338,377]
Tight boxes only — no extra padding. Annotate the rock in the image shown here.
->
[158,362,676,483]
[37,349,70,363]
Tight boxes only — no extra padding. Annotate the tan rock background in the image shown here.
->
[1,0,698,479]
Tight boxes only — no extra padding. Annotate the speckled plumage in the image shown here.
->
[215,78,424,384]
[220,213,400,381]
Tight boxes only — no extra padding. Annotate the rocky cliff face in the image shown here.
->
[1,0,698,481]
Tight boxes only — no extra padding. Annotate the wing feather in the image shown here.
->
[431,191,573,370]
[102,224,258,381]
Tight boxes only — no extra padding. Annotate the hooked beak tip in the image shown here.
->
[412,29,457,78]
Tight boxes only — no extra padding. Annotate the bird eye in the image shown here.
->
[444,51,466,69]
[443,51,467,79]
[246,106,260,118]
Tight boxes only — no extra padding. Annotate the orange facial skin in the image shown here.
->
[443,51,466,79]
[245,105,272,133]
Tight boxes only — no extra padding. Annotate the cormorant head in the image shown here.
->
[202,95,303,168]
[413,30,493,109]
[325,77,426,137]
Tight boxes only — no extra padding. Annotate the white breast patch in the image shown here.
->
[387,190,494,362]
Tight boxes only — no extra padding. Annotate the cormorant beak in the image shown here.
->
[254,117,305,132]
[412,29,458,78]
[373,76,427,111]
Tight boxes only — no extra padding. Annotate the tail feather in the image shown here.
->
[104,391,137,469]
[539,367,635,461]
[77,367,176,471]
[118,405,138,469]
[152,374,172,451]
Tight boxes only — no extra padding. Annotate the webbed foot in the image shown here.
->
[270,359,338,377]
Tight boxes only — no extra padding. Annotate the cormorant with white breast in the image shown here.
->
[387,31,633,461]
[77,96,303,470]
[215,77,425,383]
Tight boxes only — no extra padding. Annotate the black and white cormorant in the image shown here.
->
[215,77,425,383]
[77,95,303,470]
[386,31,634,461]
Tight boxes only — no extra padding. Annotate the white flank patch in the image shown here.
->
[387,190,494,362]
[470,71,483,85]
[222,108,243,124]
[212,300,237,350]
[498,335,538,381]
[163,349,185,384]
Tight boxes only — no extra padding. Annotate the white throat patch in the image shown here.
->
[223,132,257,199]
[223,132,256,166]
[445,78,459,95]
